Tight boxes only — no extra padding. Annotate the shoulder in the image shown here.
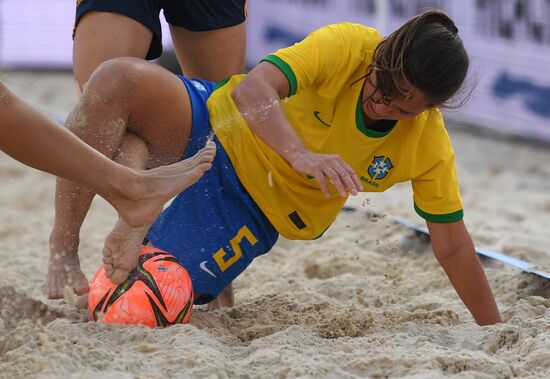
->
[416,108,447,135]
[414,108,454,152]
[312,22,382,48]
[309,22,382,59]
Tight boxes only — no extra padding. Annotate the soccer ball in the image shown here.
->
[88,245,194,327]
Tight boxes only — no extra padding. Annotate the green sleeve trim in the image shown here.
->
[261,55,297,96]
[414,203,464,223]
[212,76,231,92]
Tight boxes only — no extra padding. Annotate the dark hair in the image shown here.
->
[365,9,469,108]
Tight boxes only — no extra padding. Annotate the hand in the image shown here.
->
[288,149,363,197]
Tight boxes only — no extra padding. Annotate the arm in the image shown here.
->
[230,62,362,197]
[0,82,132,194]
[427,220,501,325]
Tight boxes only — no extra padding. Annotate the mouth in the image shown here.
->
[367,101,381,119]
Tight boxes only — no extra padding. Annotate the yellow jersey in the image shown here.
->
[207,23,463,240]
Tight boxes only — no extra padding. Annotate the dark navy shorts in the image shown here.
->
[75,0,247,60]
[146,76,279,305]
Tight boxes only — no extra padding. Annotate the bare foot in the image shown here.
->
[102,220,148,284]
[207,284,234,311]
[111,140,216,228]
[102,141,216,284]
[43,246,89,299]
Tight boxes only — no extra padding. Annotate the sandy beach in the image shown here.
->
[0,71,549,379]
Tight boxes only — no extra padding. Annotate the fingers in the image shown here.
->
[338,160,363,194]
[314,174,331,198]
[290,150,363,198]
[324,168,347,197]
[318,158,362,198]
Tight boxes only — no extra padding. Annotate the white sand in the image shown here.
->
[1,71,549,379]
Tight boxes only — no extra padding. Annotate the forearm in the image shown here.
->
[231,77,307,163]
[0,83,131,195]
[230,65,363,197]
[437,245,501,325]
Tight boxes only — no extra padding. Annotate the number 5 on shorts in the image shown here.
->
[213,226,258,272]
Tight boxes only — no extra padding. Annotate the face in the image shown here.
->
[362,73,431,121]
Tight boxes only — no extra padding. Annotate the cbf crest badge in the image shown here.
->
[368,156,393,180]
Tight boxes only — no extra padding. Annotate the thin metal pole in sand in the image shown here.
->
[341,206,550,280]
[394,217,550,280]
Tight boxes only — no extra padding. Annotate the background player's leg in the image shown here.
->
[169,22,246,82]
[73,11,153,92]
[206,284,234,311]
[45,58,212,296]
[45,129,150,299]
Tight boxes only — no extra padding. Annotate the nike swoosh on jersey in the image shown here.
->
[313,111,331,127]
[199,261,217,277]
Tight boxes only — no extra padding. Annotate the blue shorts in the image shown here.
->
[146,76,279,304]
[75,0,247,60]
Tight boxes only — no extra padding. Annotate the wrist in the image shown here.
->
[283,145,308,166]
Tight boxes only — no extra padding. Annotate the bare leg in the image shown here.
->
[45,179,95,298]
[63,138,215,305]
[169,22,246,82]
[104,143,217,229]
[206,284,235,311]
[45,57,214,296]
[103,143,216,284]
[45,132,150,299]
[73,11,152,93]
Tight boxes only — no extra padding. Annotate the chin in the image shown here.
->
[366,111,380,120]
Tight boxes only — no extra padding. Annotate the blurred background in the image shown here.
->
[0,0,549,143]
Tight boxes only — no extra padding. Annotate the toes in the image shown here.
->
[44,282,65,299]
[111,269,130,284]
[119,256,139,271]
[103,254,112,265]
[201,162,213,171]
[44,287,63,300]
[104,264,114,278]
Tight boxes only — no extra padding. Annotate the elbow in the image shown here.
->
[230,85,243,108]
[231,79,253,110]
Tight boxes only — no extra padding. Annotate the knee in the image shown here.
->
[85,57,145,98]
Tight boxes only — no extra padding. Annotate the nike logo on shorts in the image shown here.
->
[199,261,217,278]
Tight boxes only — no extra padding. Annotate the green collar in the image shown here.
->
[355,91,395,138]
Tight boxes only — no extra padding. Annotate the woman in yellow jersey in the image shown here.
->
[48,9,502,325]
[0,80,215,250]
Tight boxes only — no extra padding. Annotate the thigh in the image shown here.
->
[123,61,195,167]
[73,11,153,91]
[169,22,246,82]
[164,0,247,81]
[86,58,194,167]
[146,137,279,304]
